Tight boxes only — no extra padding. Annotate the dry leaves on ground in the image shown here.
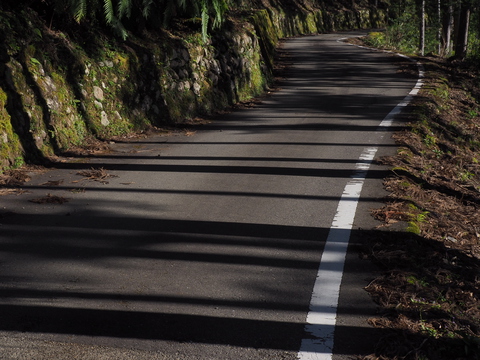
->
[74,167,117,184]
[29,193,69,204]
[359,55,480,359]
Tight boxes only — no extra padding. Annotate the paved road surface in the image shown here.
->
[0,31,416,359]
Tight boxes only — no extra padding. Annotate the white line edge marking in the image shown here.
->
[297,36,424,360]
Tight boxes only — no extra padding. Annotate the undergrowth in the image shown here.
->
[359,35,480,360]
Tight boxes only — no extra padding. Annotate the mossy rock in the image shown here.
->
[0,3,387,171]
[0,88,22,169]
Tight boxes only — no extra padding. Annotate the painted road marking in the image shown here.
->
[298,38,424,360]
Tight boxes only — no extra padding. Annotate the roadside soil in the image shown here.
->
[357,51,480,359]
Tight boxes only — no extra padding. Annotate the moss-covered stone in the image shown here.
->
[0,3,386,171]
[0,88,21,170]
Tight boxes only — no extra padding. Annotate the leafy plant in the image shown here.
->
[51,0,230,41]
[406,204,429,235]
[459,170,474,182]
[365,31,386,48]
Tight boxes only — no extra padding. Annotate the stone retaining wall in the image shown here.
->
[0,5,385,170]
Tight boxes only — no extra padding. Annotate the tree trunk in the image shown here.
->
[437,0,442,54]
[454,4,471,59]
[420,0,426,56]
[442,4,454,56]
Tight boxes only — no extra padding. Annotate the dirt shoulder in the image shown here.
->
[358,53,480,359]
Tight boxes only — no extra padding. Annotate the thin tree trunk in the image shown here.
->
[442,4,454,56]
[420,0,426,56]
[437,0,442,54]
[454,4,471,59]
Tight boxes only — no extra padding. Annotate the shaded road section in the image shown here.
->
[0,31,416,359]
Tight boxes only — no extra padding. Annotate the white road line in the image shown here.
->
[298,37,424,360]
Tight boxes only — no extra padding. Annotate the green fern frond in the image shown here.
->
[73,0,87,22]
[178,0,187,11]
[141,0,154,18]
[190,0,201,14]
[211,0,227,28]
[103,0,115,24]
[117,0,132,18]
[163,1,175,27]
[114,18,129,40]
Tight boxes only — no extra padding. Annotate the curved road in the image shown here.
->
[0,31,417,359]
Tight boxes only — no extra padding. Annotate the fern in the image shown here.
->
[117,0,132,18]
[53,0,230,41]
[162,1,176,28]
[111,16,128,40]
[141,0,154,18]
[178,0,188,11]
[103,0,115,24]
[211,0,227,28]
[73,0,87,22]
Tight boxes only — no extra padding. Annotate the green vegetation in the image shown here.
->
[0,0,388,170]
[0,1,479,359]
[406,204,429,235]
[0,88,22,170]
[360,20,480,358]
[48,0,229,41]
[364,0,479,60]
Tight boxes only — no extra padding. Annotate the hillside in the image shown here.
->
[0,0,386,171]
[355,44,480,359]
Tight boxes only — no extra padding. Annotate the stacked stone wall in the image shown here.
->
[0,5,385,170]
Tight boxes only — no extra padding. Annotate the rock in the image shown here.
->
[446,236,457,243]
[211,60,221,75]
[176,69,185,79]
[180,69,189,79]
[43,76,56,91]
[142,96,152,111]
[100,111,109,126]
[181,49,189,61]
[46,97,60,112]
[208,72,218,85]
[93,86,104,101]
[193,82,201,95]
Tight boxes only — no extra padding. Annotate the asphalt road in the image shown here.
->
[0,31,417,359]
